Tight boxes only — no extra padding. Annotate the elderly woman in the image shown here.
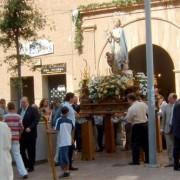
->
[0,109,13,180]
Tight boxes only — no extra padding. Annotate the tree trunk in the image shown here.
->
[15,33,23,108]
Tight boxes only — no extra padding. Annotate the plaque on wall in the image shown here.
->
[41,63,66,74]
[20,39,54,57]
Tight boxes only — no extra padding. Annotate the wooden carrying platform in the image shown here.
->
[81,120,95,160]
[79,101,163,160]
[79,101,129,159]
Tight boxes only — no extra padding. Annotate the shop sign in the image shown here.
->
[41,63,66,74]
[20,39,54,57]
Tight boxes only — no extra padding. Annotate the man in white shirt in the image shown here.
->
[126,93,149,165]
[63,101,76,127]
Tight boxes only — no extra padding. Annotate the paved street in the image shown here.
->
[14,151,180,180]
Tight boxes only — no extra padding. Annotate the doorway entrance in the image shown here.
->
[42,74,66,102]
[129,44,175,98]
[10,76,35,105]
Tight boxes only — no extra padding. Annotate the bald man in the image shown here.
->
[18,97,39,172]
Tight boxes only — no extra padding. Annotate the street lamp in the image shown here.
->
[144,0,157,166]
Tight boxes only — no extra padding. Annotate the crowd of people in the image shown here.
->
[0,93,80,179]
[129,92,180,170]
[0,97,39,180]
[89,92,180,170]
[1,91,180,179]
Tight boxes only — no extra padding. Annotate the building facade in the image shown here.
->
[0,0,179,104]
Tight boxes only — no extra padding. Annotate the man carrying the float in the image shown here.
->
[125,93,149,165]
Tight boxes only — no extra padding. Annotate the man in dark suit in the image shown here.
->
[172,100,180,171]
[19,97,39,172]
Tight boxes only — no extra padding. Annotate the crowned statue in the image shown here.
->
[106,18,130,75]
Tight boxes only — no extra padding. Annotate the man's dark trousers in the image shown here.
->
[173,136,180,169]
[75,122,82,151]
[96,124,104,150]
[172,102,180,170]
[20,135,36,169]
[131,122,149,164]
[69,144,75,168]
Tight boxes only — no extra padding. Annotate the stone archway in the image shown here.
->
[129,44,175,98]
[122,17,180,96]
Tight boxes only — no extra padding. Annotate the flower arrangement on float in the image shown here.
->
[79,72,148,102]
[78,60,148,102]
[134,72,148,96]
[88,74,134,101]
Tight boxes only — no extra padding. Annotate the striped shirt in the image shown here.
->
[4,113,23,142]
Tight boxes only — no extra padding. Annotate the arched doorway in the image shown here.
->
[129,44,175,98]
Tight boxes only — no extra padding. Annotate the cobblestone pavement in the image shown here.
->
[14,151,180,180]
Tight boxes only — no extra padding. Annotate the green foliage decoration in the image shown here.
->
[74,12,83,54]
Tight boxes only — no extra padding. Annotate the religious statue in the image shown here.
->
[106,18,129,73]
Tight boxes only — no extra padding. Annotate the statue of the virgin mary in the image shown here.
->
[107,18,129,72]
